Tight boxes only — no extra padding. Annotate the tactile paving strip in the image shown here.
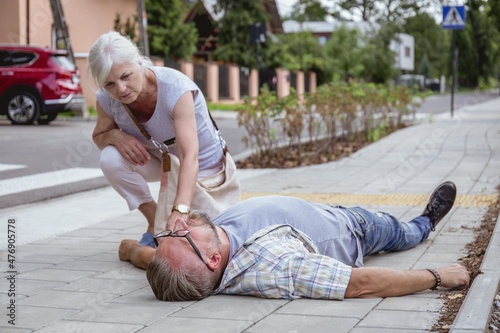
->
[241,192,497,207]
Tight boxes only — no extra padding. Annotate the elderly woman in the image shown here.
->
[87,31,240,248]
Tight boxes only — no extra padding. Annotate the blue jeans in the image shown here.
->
[347,206,431,257]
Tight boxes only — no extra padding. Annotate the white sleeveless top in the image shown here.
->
[96,66,225,178]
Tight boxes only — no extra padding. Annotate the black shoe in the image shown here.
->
[422,181,457,231]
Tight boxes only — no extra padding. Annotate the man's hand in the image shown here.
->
[346,263,471,298]
[119,239,140,262]
[437,264,470,289]
[118,239,155,270]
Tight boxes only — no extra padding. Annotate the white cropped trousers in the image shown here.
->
[100,146,162,211]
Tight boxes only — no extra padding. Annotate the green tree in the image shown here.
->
[146,0,198,60]
[212,0,270,68]
[287,0,329,22]
[454,0,500,87]
[336,0,432,23]
[490,0,500,32]
[277,31,326,72]
[454,27,477,87]
[360,22,399,83]
[324,25,364,81]
[404,12,449,78]
[377,0,426,23]
[337,0,378,21]
[113,13,138,41]
[260,35,295,71]
[467,0,490,85]
[488,0,500,81]
[418,53,430,76]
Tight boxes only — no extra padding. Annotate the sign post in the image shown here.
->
[442,5,466,117]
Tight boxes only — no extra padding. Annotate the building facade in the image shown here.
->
[0,0,315,111]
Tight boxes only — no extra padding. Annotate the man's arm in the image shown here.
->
[345,264,469,298]
[118,240,155,270]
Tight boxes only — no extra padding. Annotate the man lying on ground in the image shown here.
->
[119,181,470,301]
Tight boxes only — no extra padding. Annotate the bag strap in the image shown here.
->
[207,110,228,155]
[122,103,152,140]
[122,103,170,172]
[122,102,227,157]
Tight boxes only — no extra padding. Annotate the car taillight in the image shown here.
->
[56,72,73,80]
[56,72,80,90]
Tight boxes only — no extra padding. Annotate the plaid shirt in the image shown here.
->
[215,225,352,300]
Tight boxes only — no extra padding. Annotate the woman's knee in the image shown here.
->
[100,146,128,174]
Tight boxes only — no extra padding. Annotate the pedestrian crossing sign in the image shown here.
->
[442,6,466,29]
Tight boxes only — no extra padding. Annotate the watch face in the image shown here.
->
[174,204,189,214]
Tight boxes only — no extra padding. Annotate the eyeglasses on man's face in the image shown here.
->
[153,229,214,272]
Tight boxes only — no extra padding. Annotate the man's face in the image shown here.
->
[154,217,214,269]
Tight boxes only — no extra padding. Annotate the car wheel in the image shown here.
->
[5,91,41,125]
[37,111,58,125]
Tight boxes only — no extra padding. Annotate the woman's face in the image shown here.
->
[103,62,143,103]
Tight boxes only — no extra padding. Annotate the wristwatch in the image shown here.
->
[172,204,190,214]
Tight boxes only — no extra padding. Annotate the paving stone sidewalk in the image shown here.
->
[1,98,499,332]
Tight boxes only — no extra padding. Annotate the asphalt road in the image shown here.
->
[417,89,498,114]
[0,112,246,209]
[0,89,498,209]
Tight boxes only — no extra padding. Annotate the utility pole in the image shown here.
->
[26,0,30,44]
[137,0,150,57]
[250,22,266,87]
[49,0,75,64]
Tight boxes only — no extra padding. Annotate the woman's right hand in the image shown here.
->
[93,102,149,166]
[114,131,151,166]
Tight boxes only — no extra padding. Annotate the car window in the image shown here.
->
[11,51,37,66]
[51,55,76,71]
[0,51,12,67]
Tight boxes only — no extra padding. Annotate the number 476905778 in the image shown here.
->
[7,219,16,270]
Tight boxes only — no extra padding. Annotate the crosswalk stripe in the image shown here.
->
[0,167,104,196]
[0,163,26,172]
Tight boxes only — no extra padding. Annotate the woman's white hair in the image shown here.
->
[86,31,153,90]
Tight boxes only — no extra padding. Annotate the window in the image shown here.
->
[51,54,75,71]
[11,52,37,66]
[0,51,12,67]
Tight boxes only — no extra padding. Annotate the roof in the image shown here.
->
[185,0,283,33]
[282,20,378,36]
[183,0,226,23]
[0,44,68,55]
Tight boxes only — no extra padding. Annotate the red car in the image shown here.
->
[0,44,85,125]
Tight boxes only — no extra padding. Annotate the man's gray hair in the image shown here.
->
[147,210,222,301]
[146,256,215,301]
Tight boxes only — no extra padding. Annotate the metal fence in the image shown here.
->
[218,64,230,98]
[147,60,314,101]
[240,67,250,98]
[164,60,181,71]
[259,67,277,91]
[290,72,297,91]
[193,63,207,97]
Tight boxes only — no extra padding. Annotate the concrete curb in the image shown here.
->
[451,211,500,332]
